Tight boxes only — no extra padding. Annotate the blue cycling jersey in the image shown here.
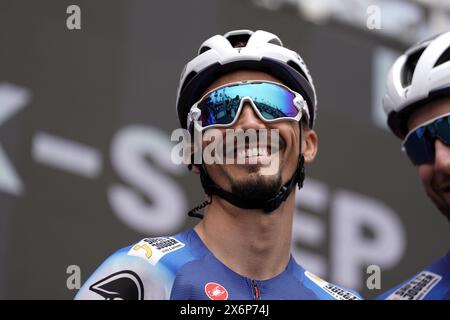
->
[75,228,362,300]
[378,250,450,300]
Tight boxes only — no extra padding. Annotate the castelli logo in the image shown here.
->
[204,282,229,300]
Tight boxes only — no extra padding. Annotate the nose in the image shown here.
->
[433,139,450,173]
[233,101,266,131]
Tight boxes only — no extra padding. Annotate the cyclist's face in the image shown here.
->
[195,70,317,198]
[407,97,450,220]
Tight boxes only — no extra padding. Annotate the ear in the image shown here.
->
[301,128,318,164]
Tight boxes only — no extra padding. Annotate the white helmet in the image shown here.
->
[176,29,317,129]
[384,31,450,138]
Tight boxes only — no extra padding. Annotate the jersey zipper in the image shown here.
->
[251,279,261,300]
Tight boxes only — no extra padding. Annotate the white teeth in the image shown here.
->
[236,146,270,159]
[259,147,267,156]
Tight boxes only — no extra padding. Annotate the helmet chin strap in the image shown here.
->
[197,155,305,213]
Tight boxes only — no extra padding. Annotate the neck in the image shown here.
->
[194,191,295,280]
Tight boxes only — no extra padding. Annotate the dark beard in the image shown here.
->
[230,171,283,204]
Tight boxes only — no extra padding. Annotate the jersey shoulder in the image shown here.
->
[75,230,200,300]
[300,268,363,300]
[378,250,450,300]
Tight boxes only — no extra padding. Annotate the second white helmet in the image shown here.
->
[384,31,450,138]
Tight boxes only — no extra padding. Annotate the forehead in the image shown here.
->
[203,70,285,94]
[407,97,450,131]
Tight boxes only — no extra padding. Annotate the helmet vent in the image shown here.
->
[268,38,282,46]
[401,47,426,87]
[226,33,251,48]
[199,46,211,54]
[434,46,450,67]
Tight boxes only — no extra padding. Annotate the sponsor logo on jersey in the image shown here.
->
[386,271,442,300]
[304,271,360,300]
[89,270,144,300]
[204,282,229,300]
[128,237,185,266]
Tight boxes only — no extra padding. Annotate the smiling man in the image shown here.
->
[75,29,362,300]
[378,31,450,300]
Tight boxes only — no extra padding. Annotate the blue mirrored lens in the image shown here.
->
[433,116,450,144]
[197,82,297,127]
[404,128,434,165]
[403,115,450,165]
